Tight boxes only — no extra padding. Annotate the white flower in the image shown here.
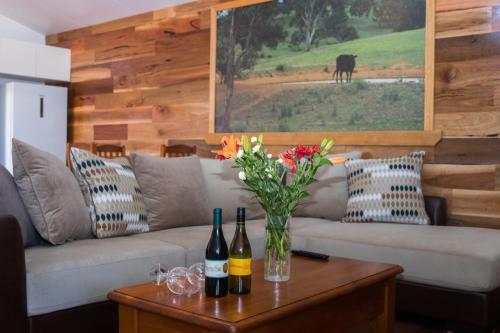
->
[236,149,244,158]
[267,153,272,159]
[252,144,261,153]
[268,173,273,179]
[250,136,257,143]
[278,158,283,164]
[238,171,246,181]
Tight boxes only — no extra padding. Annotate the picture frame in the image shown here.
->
[206,0,440,146]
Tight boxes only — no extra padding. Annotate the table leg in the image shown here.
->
[120,305,139,333]
[372,278,396,333]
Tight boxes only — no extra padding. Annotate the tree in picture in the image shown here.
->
[217,2,286,131]
[287,0,357,51]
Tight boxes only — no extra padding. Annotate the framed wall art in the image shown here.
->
[207,0,440,146]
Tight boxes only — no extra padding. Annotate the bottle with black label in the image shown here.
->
[205,208,228,297]
[229,207,252,294]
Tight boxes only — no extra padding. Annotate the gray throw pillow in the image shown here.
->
[12,139,92,245]
[130,154,210,231]
[294,151,362,221]
[0,163,40,247]
[200,158,264,223]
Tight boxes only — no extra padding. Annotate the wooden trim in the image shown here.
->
[424,0,436,131]
[208,0,437,147]
[211,0,272,12]
[205,130,442,146]
[208,7,216,134]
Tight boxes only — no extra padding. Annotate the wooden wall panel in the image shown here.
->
[94,124,128,140]
[47,0,500,228]
[435,7,493,39]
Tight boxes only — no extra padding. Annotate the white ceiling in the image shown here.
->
[0,0,193,35]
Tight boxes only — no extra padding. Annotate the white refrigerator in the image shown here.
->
[0,82,68,173]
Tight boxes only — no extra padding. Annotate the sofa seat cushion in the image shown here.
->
[293,222,500,292]
[133,218,324,265]
[25,237,186,316]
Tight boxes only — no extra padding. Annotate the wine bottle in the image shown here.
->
[229,207,252,294]
[205,208,228,297]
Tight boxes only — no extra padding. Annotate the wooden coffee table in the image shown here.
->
[108,256,402,333]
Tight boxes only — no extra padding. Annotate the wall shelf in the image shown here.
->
[205,130,443,147]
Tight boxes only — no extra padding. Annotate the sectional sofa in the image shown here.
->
[1,155,500,333]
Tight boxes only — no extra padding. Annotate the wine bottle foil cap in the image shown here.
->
[214,208,222,214]
[237,207,245,221]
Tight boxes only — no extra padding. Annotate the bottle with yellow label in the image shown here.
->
[229,207,252,294]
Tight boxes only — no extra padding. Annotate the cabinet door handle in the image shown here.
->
[40,97,44,118]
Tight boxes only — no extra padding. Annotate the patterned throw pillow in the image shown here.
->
[343,151,430,225]
[70,148,149,238]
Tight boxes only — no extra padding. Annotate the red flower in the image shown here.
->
[279,150,297,173]
[282,158,296,173]
[293,145,321,161]
[279,145,322,171]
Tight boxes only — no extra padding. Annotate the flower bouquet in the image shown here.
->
[213,134,335,282]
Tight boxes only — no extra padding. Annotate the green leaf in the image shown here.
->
[242,135,251,153]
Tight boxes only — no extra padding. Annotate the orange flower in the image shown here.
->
[329,156,348,165]
[211,135,241,160]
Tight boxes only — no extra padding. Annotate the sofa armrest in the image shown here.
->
[424,196,447,226]
[0,215,27,333]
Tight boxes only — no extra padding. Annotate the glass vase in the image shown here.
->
[264,215,291,282]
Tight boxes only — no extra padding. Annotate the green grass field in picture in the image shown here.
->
[254,29,425,73]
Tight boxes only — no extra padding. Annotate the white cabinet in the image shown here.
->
[0,38,70,82]
[36,44,71,81]
[0,82,68,173]
[0,38,37,78]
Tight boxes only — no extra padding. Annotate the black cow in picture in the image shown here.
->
[333,54,357,83]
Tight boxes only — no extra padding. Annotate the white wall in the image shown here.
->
[0,14,44,44]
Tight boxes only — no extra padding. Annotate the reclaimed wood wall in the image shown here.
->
[47,0,500,228]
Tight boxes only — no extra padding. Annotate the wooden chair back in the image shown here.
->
[92,143,126,159]
[160,144,197,158]
[66,142,92,170]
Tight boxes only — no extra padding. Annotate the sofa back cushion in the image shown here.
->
[12,139,92,245]
[293,151,362,220]
[343,151,430,225]
[200,158,264,223]
[130,154,209,231]
[71,148,149,238]
[0,162,40,247]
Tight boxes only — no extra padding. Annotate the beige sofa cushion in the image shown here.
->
[292,221,500,292]
[0,162,40,247]
[12,139,92,245]
[130,154,210,231]
[25,236,185,316]
[294,151,362,220]
[200,158,264,223]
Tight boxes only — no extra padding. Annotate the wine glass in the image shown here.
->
[149,262,205,295]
